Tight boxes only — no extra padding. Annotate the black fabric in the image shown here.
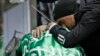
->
[50,2,100,56]
[53,0,77,21]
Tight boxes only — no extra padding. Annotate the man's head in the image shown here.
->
[53,0,77,29]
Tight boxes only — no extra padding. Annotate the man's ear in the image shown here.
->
[56,17,65,25]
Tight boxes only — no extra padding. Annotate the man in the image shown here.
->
[33,0,77,37]
[33,0,100,56]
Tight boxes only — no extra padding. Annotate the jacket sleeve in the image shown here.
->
[49,5,100,48]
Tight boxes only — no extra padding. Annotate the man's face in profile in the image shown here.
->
[57,14,76,29]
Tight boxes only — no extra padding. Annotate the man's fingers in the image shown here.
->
[40,28,44,37]
[32,28,41,38]
[32,25,48,38]
[32,30,36,37]
[36,27,40,37]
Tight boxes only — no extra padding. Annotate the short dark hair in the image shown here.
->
[53,0,77,21]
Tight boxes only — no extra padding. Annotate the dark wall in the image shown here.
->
[37,0,57,3]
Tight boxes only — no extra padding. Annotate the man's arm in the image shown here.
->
[49,4,100,48]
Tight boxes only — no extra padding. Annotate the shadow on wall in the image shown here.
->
[0,0,3,50]
[0,16,2,35]
[0,16,2,49]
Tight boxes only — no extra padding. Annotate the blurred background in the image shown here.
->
[0,0,3,56]
[0,0,3,49]
[0,0,37,56]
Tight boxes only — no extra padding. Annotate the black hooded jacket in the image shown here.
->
[50,1,100,56]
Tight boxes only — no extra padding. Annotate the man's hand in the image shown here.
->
[32,25,47,38]
[32,22,57,38]
[48,22,57,30]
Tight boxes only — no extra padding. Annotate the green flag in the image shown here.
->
[16,31,85,56]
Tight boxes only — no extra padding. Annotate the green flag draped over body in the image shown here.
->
[16,31,85,56]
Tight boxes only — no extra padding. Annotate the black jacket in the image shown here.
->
[50,2,100,56]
